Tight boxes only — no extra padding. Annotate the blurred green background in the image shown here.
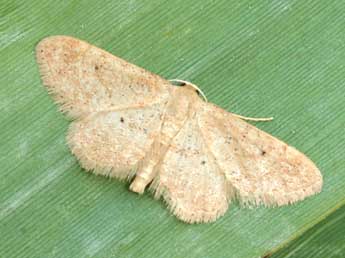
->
[1,1,345,257]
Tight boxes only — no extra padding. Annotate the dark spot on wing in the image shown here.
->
[201,160,206,165]
[120,117,124,123]
[225,136,232,144]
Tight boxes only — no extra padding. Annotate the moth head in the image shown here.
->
[169,79,208,102]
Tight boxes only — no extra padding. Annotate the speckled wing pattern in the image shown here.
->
[153,115,230,223]
[36,36,171,118]
[67,104,164,179]
[198,104,323,207]
[36,36,170,178]
[36,36,323,224]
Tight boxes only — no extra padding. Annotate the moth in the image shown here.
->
[36,36,323,223]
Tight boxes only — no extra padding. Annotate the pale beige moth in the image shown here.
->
[36,36,323,223]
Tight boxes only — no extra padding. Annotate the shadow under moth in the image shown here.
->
[36,36,322,223]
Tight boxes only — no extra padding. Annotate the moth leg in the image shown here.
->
[129,140,162,194]
[130,132,176,193]
[130,87,191,194]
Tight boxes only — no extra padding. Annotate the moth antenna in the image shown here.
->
[231,114,274,122]
[169,79,208,102]
[169,79,272,122]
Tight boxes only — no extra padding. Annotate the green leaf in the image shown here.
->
[272,202,345,258]
[1,1,344,257]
